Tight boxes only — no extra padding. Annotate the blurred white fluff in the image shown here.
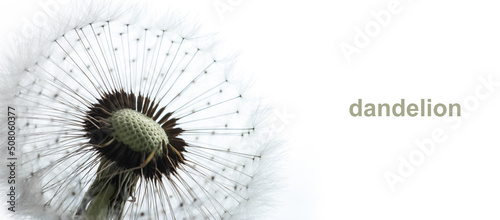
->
[0,0,281,219]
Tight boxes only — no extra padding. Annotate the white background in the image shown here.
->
[2,0,500,219]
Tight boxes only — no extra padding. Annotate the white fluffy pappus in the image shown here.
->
[0,0,282,219]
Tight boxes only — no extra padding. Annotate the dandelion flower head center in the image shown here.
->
[83,91,187,179]
[109,108,167,153]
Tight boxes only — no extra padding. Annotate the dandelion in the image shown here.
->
[1,1,278,219]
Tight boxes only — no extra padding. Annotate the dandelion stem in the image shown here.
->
[75,159,138,219]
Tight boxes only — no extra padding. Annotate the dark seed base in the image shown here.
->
[83,90,187,180]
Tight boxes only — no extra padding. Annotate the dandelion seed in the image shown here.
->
[1,1,278,219]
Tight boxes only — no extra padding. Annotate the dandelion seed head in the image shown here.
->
[1,0,281,219]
